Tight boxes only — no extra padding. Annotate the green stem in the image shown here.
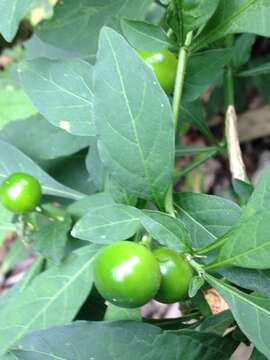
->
[140,233,153,249]
[173,150,217,184]
[195,236,227,255]
[224,34,234,111]
[164,185,177,217]
[173,31,193,132]
[35,205,65,221]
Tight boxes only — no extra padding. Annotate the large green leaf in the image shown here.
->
[206,168,270,270]
[0,0,34,42]
[0,245,99,355]
[183,49,233,102]
[174,192,242,249]
[141,210,192,253]
[71,204,142,243]
[206,274,270,359]
[94,27,174,209]
[36,0,151,56]
[0,114,92,160]
[7,321,237,359]
[0,140,84,200]
[19,58,94,136]
[191,0,270,52]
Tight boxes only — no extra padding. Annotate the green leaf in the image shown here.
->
[180,100,218,144]
[250,348,268,360]
[233,34,256,70]
[0,140,84,200]
[36,0,152,56]
[8,321,238,359]
[183,49,233,102]
[141,210,192,252]
[191,0,270,52]
[239,62,270,77]
[94,27,174,209]
[68,193,115,222]
[104,303,141,321]
[206,168,270,269]
[175,0,220,40]
[188,276,204,298]
[30,213,72,264]
[206,273,270,359]
[200,310,234,336]
[0,87,37,130]
[24,35,83,61]
[121,19,176,51]
[0,0,34,42]
[0,245,99,355]
[232,178,254,202]
[19,58,94,136]
[71,204,142,243]
[85,139,107,191]
[0,203,14,245]
[1,238,32,275]
[174,192,242,249]
[106,176,138,206]
[0,114,92,160]
[218,267,270,297]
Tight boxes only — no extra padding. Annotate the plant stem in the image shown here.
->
[165,31,193,216]
[173,31,193,132]
[224,35,235,111]
[173,150,217,184]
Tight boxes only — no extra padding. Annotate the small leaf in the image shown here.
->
[141,210,192,252]
[1,238,32,275]
[104,303,141,321]
[188,276,204,298]
[71,204,142,243]
[239,62,270,77]
[174,0,220,40]
[200,310,234,336]
[233,34,256,70]
[121,19,176,51]
[30,213,72,264]
[85,139,107,191]
[174,192,242,249]
[232,178,254,202]
[183,49,233,102]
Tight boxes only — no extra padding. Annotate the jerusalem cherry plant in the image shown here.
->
[0,0,270,359]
